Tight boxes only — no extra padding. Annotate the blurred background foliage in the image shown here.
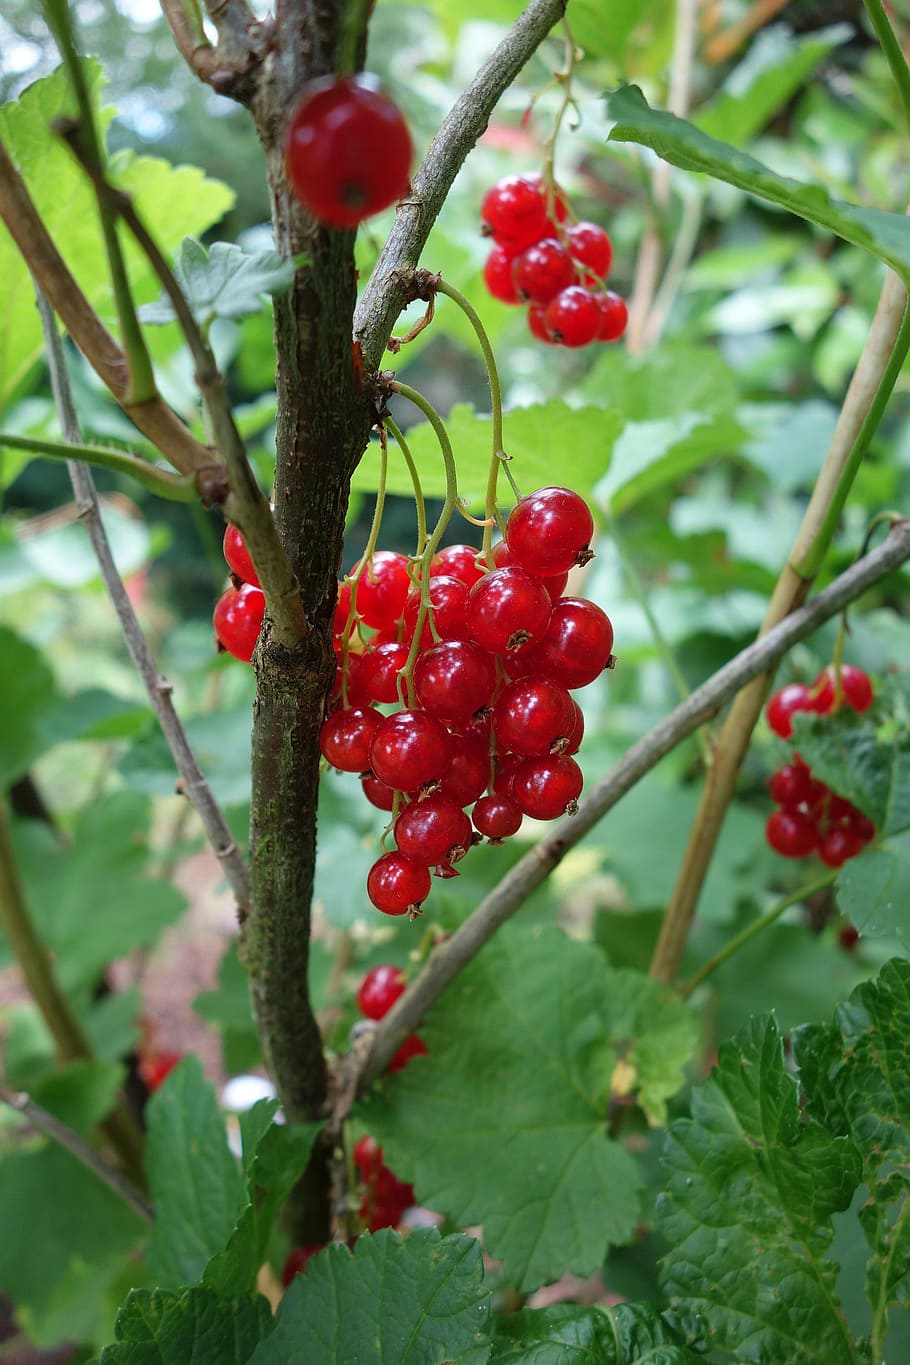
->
[1,2,910,1341]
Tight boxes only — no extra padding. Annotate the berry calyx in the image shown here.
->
[213,584,266,662]
[367,851,431,916]
[286,76,412,229]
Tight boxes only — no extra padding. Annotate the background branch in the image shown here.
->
[350,518,910,1091]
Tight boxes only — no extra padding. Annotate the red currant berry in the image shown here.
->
[769,761,816,809]
[353,1134,383,1176]
[564,699,584,756]
[511,239,575,305]
[138,1051,182,1092]
[369,709,453,791]
[481,174,550,250]
[465,565,552,655]
[367,851,431,916]
[472,793,522,841]
[281,1245,323,1286]
[403,575,469,648]
[286,75,412,228]
[493,677,576,757]
[223,525,259,587]
[357,964,406,1020]
[214,584,266,662]
[766,683,814,739]
[765,809,818,858]
[389,1033,428,1072]
[527,303,557,344]
[361,772,397,811]
[414,640,497,725]
[394,794,472,866]
[535,597,614,688]
[812,663,875,715]
[505,487,595,577]
[353,551,411,631]
[439,730,490,807]
[596,291,628,342]
[320,705,381,772]
[483,245,522,304]
[848,808,875,843]
[839,924,860,951]
[567,221,613,280]
[359,640,410,704]
[512,755,583,820]
[492,751,522,797]
[430,544,486,588]
[819,824,864,868]
[493,540,567,600]
[544,286,601,348]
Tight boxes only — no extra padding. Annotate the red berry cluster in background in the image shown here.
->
[481,173,627,347]
[356,963,428,1072]
[213,524,265,662]
[285,75,412,229]
[765,663,876,868]
[323,486,614,919]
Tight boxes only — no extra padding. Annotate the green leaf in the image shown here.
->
[247,1229,490,1365]
[16,504,152,588]
[359,928,642,1293]
[606,85,910,282]
[594,411,747,515]
[30,1059,126,1136]
[604,970,699,1126]
[0,626,58,786]
[790,711,910,835]
[8,795,187,990]
[488,1301,701,1363]
[138,238,298,328]
[352,402,623,508]
[193,942,261,1074]
[658,1014,861,1363]
[99,1287,273,1365]
[119,704,255,809]
[145,1056,247,1289]
[835,834,910,950]
[0,1144,145,1349]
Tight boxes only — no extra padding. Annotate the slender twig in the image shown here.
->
[36,290,252,916]
[346,518,910,1090]
[354,0,567,370]
[703,0,790,64]
[864,0,910,132]
[0,432,197,501]
[159,0,268,98]
[0,1087,153,1223]
[680,871,838,999]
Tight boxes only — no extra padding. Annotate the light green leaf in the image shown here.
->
[145,1056,247,1289]
[488,1301,701,1363]
[98,1287,273,1365]
[119,704,255,809]
[593,411,747,514]
[139,238,298,328]
[606,85,910,282]
[605,971,699,1126]
[16,504,152,588]
[29,1059,126,1137]
[659,1014,861,1362]
[790,711,910,835]
[835,834,910,950]
[248,1229,490,1365]
[359,928,642,1293]
[0,626,58,786]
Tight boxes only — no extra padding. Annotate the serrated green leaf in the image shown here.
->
[835,834,910,949]
[605,971,699,1126]
[606,85,910,282]
[352,402,622,508]
[145,1056,247,1289]
[488,1301,701,1363]
[790,711,910,835]
[658,1014,861,1362]
[7,795,187,989]
[99,1286,273,1365]
[138,238,298,328]
[248,1229,490,1365]
[359,928,642,1293]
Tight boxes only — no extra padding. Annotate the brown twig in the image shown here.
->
[158,0,269,99]
[347,518,910,1091]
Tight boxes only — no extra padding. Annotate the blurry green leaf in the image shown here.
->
[8,795,187,989]
[145,1056,247,1289]
[313,770,387,928]
[594,411,747,514]
[0,626,58,785]
[606,86,910,281]
[605,970,699,1126]
[17,503,152,587]
[30,1059,125,1136]
[740,399,839,492]
[697,26,851,147]
[488,1301,700,1362]
[84,986,143,1062]
[99,1287,273,1365]
[139,238,299,328]
[119,705,254,808]
[659,1015,861,1361]
[581,342,740,420]
[248,1229,490,1365]
[835,834,910,950]
[360,928,642,1293]
[791,711,910,835]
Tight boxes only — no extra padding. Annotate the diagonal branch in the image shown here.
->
[354,0,567,370]
[37,289,252,917]
[345,518,910,1095]
[159,0,271,101]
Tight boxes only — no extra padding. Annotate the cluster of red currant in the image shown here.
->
[213,526,265,662]
[322,486,613,918]
[765,663,875,868]
[481,173,627,347]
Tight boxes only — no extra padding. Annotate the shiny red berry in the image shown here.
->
[511,239,574,305]
[568,221,613,280]
[493,540,567,600]
[361,772,397,811]
[535,597,614,688]
[389,1033,428,1072]
[472,793,522,841]
[286,75,412,228]
[359,640,410,704]
[414,640,497,725]
[512,755,583,820]
[354,550,411,631]
[596,291,628,342]
[765,809,818,858]
[483,245,522,303]
[505,487,595,577]
[357,964,406,1019]
[439,730,490,807]
[430,544,486,588]
[812,663,875,715]
[465,565,552,655]
[819,824,864,868]
[481,174,549,251]
[394,794,472,866]
[768,761,816,808]
[222,525,259,586]
[403,575,470,647]
[527,303,556,344]
[493,677,576,757]
[353,1134,383,1176]
[367,851,431,915]
[320,706,382,772]
[766,683,815,739]
[369,709,453,791]
[544,286,601,348]
[213,584,266,662]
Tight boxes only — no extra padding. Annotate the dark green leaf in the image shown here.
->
[193,942,261,1073]
[359,928,643,1293]
[835,834,910,950]
[145,1057,247,1289]
[248,1229,490,1365]
[0,626,58,786]
[138,238,299,328]
[606,86,910,282]
[98,1287,273,1364]
[489,1301,701,1363]
[791,711,910,836]
[30,1059,126,1136]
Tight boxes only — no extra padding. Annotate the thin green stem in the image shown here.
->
[336,0,371,78]
[0,432,197,501]
[540,18,578,221]
[384,415,428,556]
[340,432,389,704]
[43,0,156,403]
[864,0,910,131]
[793,300,910,579]
[680,871,837,999]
